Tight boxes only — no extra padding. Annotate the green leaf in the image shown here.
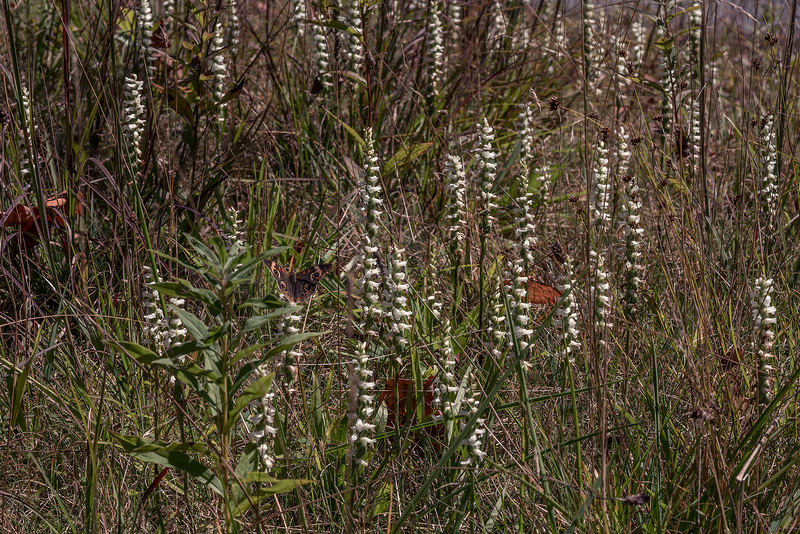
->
[324,109,364,147]
[382,143,432,176]
[225,375,273,434]
[240,306,301,333]
[238,295,283,311]
[187,235,223,274]
[112,433,224,496]
[154,83,194,124]
[341,70,367,87]
[149,280,193,297]
[232,478,313,517]
[230,342,271,367]
[107,341,169,369]
[315,19,360,35]
[151,251,201,275]
[187,288,222,309]
[243,472,282,483]
[654,36,674,52]
[172,308,209,341]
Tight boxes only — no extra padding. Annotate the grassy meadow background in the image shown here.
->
[1,0,800,531]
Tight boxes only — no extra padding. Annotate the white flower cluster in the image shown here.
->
[426,293,443,321]
[458,378,487,465]
[487,297,508,360]
[229,1,240,48]
[615,38,631,88]
[123,74,146,180]
[620,143,645,315]
[382,246,413,364]
[211,27,229,124]
[513,9,531,52]
[476,119,498,229]
[689,97,701,166]
[225,206,247,250]
[583,0,601,96]
[516,104,539,269]
[141,265,187,355]
[555,257,581,366]
[751,277,777,403]
[589,250,612,346]
[312,21,331,88]
[688,1,702,65]
[137,0,155,78]
[293,0,307,38]
[427,1,444,96]
[657,18,675,130]
[631,17,645,74]
[448,0,461,46]
[432,320,458,424]
[345,0,362,71]
[504,260,533,351]
[16,86,33,179]
[759,114,779,218]
[271,313,296,392]
[490,0,507,50]
[591,136,611,229]
[444,155,467,247]
[347,341,377,468]
[519,101,536,175]
[358,128,384,337]
[249,364,278,472]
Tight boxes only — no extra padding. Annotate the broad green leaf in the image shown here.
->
[243,472,281,483]
[151,250,202,275]
[187,235,223,274]
[232,479,313,517]
[240,306,300,333]
[187,288,222,310]
[154,83,194,124]
[110,340,157,359]
[230,343,271,368]
[233,442,260,503]
[149,280,193,297]
[382,143,432,176]
[164,341,205,363]
[654,36,674,52]
[238,295,283,311]
[172,308,209,341]
[324,110,364,146]
[112,433,224,496]
[314,19,360,35]
[225,375,273,434]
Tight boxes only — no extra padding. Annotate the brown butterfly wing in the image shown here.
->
[527,281,561,305]
[265,260,296,302]
[296,263,334,283]
[293,263,334,302]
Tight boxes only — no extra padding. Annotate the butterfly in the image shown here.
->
[527,280,561,305]
[264,260,334,303]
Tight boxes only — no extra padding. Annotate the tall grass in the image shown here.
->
[1,0,800,532]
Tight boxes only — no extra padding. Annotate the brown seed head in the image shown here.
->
[551,241,566,264]
[764,32,779,46]
[549,96,560,111]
